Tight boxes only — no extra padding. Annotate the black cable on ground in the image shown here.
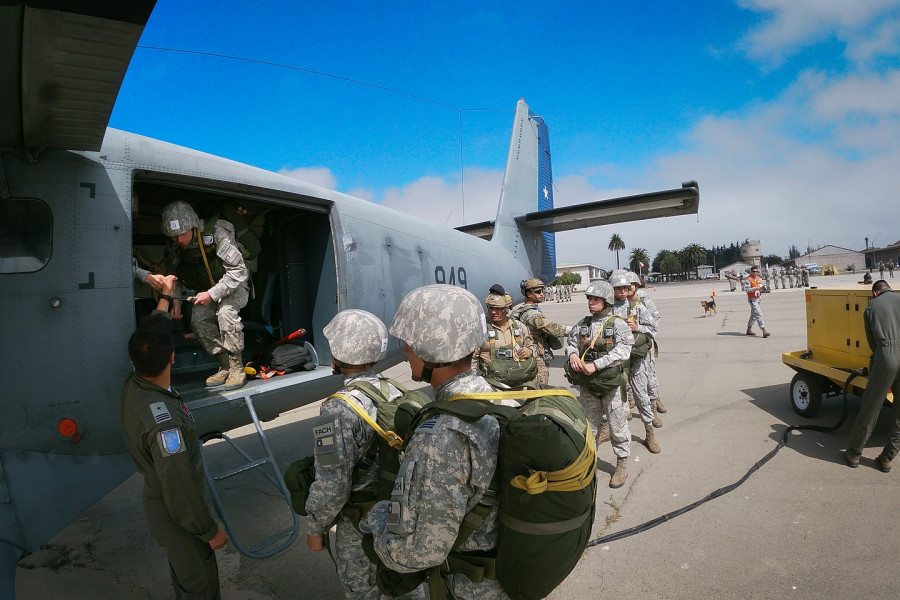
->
[586,368,867,548]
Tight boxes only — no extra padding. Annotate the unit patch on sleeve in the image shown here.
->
[312,414,340,466]
[158,428,184,456]
[149,402,172,424]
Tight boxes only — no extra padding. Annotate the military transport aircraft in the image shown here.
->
[0,1,699,595]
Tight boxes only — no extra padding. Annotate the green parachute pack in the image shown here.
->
[563,314,627,395]
[385,387,598,600]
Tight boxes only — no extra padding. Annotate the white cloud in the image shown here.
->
[738,0,900,64]
[379,168,503,227]
[277,166,338,189]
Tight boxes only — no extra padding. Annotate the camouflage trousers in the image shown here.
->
[334,516,425,600]
[578,385,630,459]
[192,285,249,356]
[627,357,654,425]
[747,297,765,330]
[647,348,660,402]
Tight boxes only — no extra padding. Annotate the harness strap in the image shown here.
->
[511,422,596,494]
[500,506,594,536]
[194,227,217,288]
[326,393,404,450]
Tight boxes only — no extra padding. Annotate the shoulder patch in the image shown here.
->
[217,240,242,265]
[149,402,172,424]
[158,428,184,456]
[416,413,444,433]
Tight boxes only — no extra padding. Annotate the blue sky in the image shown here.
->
[111,0,900,269]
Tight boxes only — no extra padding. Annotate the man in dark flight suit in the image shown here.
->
[120,275,229,599]
[845,280,900,473]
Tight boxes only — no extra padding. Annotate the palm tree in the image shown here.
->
[660,253,682,280]
[681,243,707,277]
[608,234,625,270]
[629,247,650,275]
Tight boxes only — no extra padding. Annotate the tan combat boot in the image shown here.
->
[652,402,663,428]
[655,397,667,413]
[609,457,628,488]
[644,424,661,453]
[597,421,610,444]
[206,354,230,387]
[746,328,756,336]
[223,354,246,390]
[762,328,771,338]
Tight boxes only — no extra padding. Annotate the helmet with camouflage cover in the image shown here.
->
[584,280,614,305]
[485,291,513,308]
[390,284,487,364]
[608,269,631,289]
[161,201,201,237]
[627,271,642,286]
[520,277,544,294]
[323,309,388,366]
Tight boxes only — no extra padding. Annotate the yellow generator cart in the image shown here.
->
[782,287,894,417]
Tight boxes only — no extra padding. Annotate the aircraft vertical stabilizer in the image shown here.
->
[491,99,556,284]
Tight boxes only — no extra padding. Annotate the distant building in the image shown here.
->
[741,240,762,266]
[721,261,753,275]
[555,263,605,291]
[790,245,865,273]
[696,264,714,278]
[864,240,900,270]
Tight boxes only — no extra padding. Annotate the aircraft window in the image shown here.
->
[0,198,52,274]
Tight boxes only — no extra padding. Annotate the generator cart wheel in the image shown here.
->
[790,372,823,417]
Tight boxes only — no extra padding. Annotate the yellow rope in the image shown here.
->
[327,393,404,450]
[510,423,596,494]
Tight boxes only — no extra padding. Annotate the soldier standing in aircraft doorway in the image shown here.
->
[162,201,250,390]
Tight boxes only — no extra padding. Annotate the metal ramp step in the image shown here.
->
[201,395,299,559]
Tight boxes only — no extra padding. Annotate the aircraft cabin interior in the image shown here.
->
[130,173,337,384]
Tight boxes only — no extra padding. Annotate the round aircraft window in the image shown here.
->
[0,198,52,274]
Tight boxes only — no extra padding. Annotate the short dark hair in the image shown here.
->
[128,313,174,377]
[872,280,891,294]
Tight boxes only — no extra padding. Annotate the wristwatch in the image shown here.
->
[159,293,173,303]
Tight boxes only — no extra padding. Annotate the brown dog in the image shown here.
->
[701,299,717,317]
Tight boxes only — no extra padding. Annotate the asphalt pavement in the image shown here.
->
[16,272,900,599]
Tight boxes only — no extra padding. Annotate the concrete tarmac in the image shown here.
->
[16,272,900,599]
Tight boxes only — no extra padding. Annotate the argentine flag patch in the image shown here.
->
[159,428,185,456]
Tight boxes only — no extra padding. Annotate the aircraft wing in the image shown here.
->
[0,0,156,153]
[456,181,699,238]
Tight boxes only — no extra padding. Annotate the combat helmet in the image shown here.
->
[390,284,487,366]
[608,269,631,289]
[584,280,614,305]
[323,309,388,366]
[485,291,513,308]
[627,271,642,286]
[520,277,544,294]
[161,201,201,237]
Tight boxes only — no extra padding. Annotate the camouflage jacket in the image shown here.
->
[474,317,538,368]
[566,309,634,369]
[305,371,401,536]
[367,370,501,572]
[510,303,569,354]
[163,218,249,301]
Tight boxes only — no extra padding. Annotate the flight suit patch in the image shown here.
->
[149,402,172,424]
[313,415,340,466]
[158,428,184,456]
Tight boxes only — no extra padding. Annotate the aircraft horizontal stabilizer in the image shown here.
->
[523,180,699,233]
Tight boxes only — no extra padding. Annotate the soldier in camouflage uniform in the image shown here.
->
[779,268,786,290]
[365,285,510,599]
[162,201,250,390]
[120,280,229,599]
[474,289,539,389]
[800,265,810,287]
[611,271,661,453]
[510,278,571,385]
[306,310,424,600]
[567,279,634,488]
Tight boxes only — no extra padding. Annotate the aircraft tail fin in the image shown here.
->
[491,99,557,283]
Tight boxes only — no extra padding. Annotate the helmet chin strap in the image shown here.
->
[414,364,434,383]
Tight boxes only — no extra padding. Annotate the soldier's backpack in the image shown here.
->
[203,199,262,272]
[397,388,597,600]
[563,314,627,395]
[282,377,430,523]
